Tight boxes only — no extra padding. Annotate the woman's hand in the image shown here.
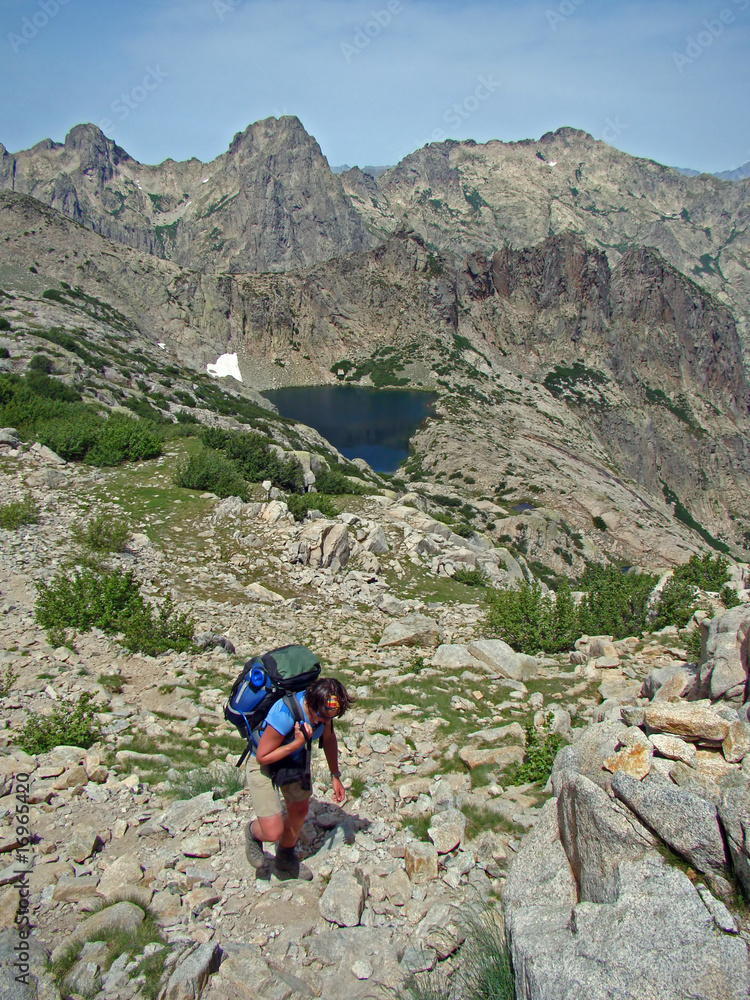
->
[293,721,313,747]
[331,775,346,804]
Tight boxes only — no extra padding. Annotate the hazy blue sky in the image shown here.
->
[1,0,748,172]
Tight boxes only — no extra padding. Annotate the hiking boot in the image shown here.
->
[244,824,266,869]
[274,845,313,880]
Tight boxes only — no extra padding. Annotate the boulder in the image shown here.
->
[645,702,730,742]
[432,644,485,671]
[641,661,701,701]
[466,639,537,681]
[405,842,439,883]
[458,746,524,770]
[700,606,750,702]
[718,783,750,901]
[723,721,750,763]
[603,742,652,780]
[612,772,731,888]
[161,942,223,1000]
[556,771,654,903]
[378,614,444,649]
[504,802,750,1000]
[319,869,367,927]
[551,721,629,794]
[650,733,697,765]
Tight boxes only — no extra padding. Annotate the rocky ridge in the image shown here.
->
[0,431,749,1000]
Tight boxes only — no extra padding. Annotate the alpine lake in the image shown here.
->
[261,385,437,474]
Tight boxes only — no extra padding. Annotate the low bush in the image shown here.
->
[72,510,131,553]
[0,495,39,530]
[685,627,703,661]
[576,564,657,639]
[35,566,195,654]
[720,585,741,609]
[314,468,368,495]
[29,353,53,374]
[452,567,488,587]
[20,691,102,754]
[174,448,250,500]
[285,492,338,521]
[505,715,565,786]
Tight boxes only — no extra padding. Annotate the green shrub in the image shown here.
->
[84,414,162,465]
[0,318,10,332]
[685,627,703,661]
[720,585,740,609]
[285,492,338,521]
[0,665,19,698]
[505,715,564,785]
[0,346,10,357]
[576,564,657,639]
[484,580,578,654]
[314,468,368,495]
[29,353,53,374]
[0,495,39,530]
[35,566,195,654]
[452,567,488,587]
[453,523,474,538]
[72,511,131,553]
[98,673,124,695]
[20,692,102,754]
[673,552,730,591]
[201,427,304,492]
[174,448,250,500]
[592,515,607,531]
[651,577,699,630]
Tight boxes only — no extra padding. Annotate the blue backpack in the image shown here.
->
[224,644,321,767]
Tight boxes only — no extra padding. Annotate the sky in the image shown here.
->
[0,0,748,173]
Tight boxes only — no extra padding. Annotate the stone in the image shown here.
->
[645,702,730,742]
[66,825,101,863]
[50,901,145,964]
[364,526,389,555]
[161,942,223,1000]
[467,722,525,744]
[697,884,739,934]
[405,842,439,883]
[96,854,144,902]
[378,614,444,649]
[466,639,536,681]
[557,771,654,903]
[650,733,697,765]
[718,783,750,901]
[641,661,701,701]
[612,772,731,885]
[52,876,100,902]
[603,742,652,780]
[723,721,750,763]
[382,868,412,906]
[428,808,466,854]
[351,958,373,980]
[319,869,367,927]
[694,750,739,782]
[181,835,221,858]
[63,961,102,998]
[458,746,524,770]
[551,721,629,794]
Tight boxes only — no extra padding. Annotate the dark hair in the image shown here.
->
[306,677,355,719]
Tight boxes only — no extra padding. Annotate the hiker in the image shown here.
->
[244,676,354,879]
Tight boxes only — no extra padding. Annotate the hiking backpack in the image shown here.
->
[224,644,321,768]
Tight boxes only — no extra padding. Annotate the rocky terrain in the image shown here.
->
[0,432,748,1000]
[2,187,750,567]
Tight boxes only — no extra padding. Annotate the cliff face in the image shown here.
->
[0,117,373,273]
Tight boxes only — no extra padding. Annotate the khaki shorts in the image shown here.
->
[245,753,311,818]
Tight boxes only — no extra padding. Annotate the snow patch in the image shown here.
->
[157,342,166,349]
[207,353,243,383]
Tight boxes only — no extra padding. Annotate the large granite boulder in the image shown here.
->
[700,606,750,702]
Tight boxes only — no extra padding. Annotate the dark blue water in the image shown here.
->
[262,386,437,474]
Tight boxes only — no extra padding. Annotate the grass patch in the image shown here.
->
[0,494,39,530]
[168,762,245,800]
[72,510,131,553]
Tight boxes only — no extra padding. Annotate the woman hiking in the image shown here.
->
[244,676,354,880]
